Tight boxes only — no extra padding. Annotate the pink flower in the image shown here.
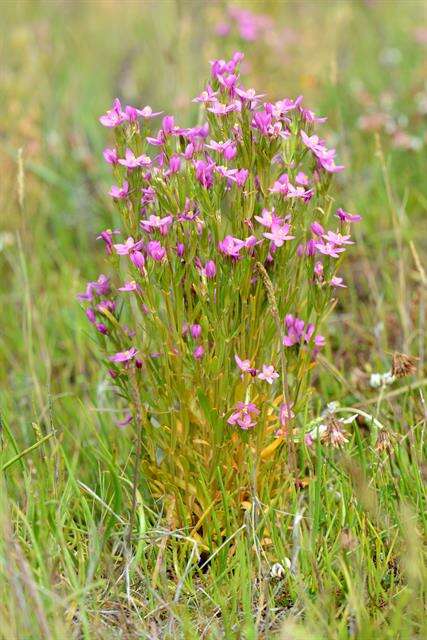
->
[336,208,362,223]
[190,324,202,339]
[258,365,279,384]
[235,168,249,187]
[203,260,216,279]
[295,171,309,186]
[218,235,245,258]
[109,347,138,363]
[255,208,282,228]
[126,105,162,120]
[310,221,325,236]
[216,165,238,182]
[97,228,120,254]
[227,401,259,430]
[193,85,218,104]
[283,315,324,349]
[118,148,151,169]
[330,276,346,288]
[235,354,252,373]
[77,275,110,301]
[96,323,108,335]
[279,402,295,426]
[108,181,129,200]
[193,345,205,360]
[103,148,118,165]
[140,214,173,235]
[118,280,140,292]
[208,101,240,116]
[117,413,132,428]
[130,251,145,271]
[114,237,144,255]
[146,241,166,262]
[99,99,127,128]
[300,130,323,154]
[269,173,290,195]
[315,241,346,259]
[322,231,354,246]
[235,86,265,105]
[194,159,215,189]
[263,223,295,248]
[314,261,324,280]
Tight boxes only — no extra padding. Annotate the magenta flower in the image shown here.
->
[168,155,181,174]
[258,365,279,384]
[103,148,118,165]
[263,223,295,248]
[216,165,238,182]
[194,159,215,189]
[255,208,282,229]
[190,324,202,339]
[193,85,218,104]
[235,168,249,187]
[97,228,120,254]
[202,260,216,279]
[117,413,133,428]
[287,183,307,199]
[130,250,145,271]
[205,139,237,160]
[208,101,240,116]
[283,314,324,349]
[276,402,295,435]
[235,86,265,105]
[235,354,252,373]
[99,98,127,128]
[322,230,354,246]
[118,280,140,292]
[109,347,138,363]
[146,240,166,262]
[330,276,346,288]
[114,237,144,256]
[108,181,129,200]
[218,235,245,258]
[279,402,295,426]
[86,308,96,323]
[336,208,362,223]
[97,300,116,313]
[269,173,290,195]
[118,148,151,169]
[314,261,324,279]
[125,105,162,120]
[315,241,346,259]
[227,401,259,430]
[95,322,108,335]
[193,345,205,360]
[316,149,345,174]
[140,214,173,235]
[273,96,303,115]
[300,130,324,154]
[310,221,325,236]
[295,171,309,186]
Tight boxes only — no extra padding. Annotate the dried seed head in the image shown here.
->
[375,429,393,453]
[323,416,349,448]
[391,352,418,378]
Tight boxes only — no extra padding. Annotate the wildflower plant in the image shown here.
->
[80,53,360,529]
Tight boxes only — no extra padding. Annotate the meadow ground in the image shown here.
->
[0,1,426,638]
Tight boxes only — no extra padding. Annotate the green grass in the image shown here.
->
[0,1,426,638]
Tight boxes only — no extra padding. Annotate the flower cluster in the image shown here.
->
[79,53,359,469]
